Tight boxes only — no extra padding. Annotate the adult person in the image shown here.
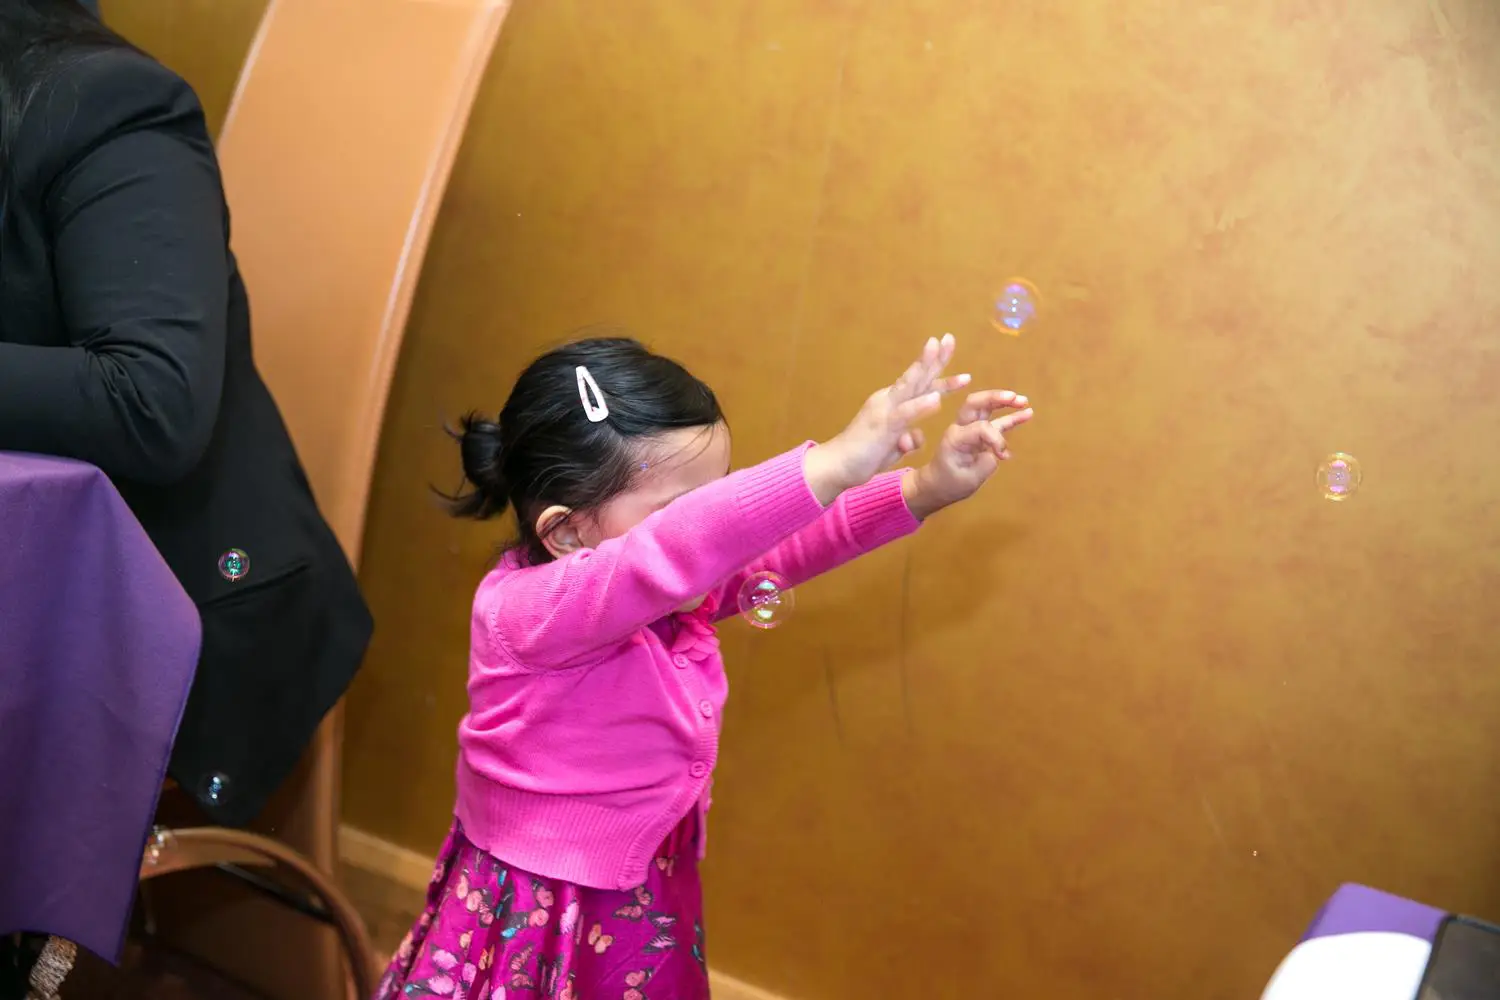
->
[0,1,372,983]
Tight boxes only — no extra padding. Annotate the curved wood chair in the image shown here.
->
[125,1,511,997]
[137,826,377,997]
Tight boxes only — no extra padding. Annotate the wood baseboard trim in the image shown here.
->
[338,823,437,893]
[707,969,790,1000]
[337,825,790,1000]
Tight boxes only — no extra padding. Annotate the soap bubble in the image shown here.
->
[737,571,794,629]
[141,826,175,868]
[218,549,249,582]
[992,279,1039,334]
[1316,453,1361,501]
[200,771,232,808]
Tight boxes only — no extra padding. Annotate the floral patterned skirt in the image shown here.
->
[373,818,709,999]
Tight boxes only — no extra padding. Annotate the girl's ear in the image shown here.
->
[536,506,580,558]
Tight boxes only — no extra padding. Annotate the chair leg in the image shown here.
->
[136,877,159,939]
[23,938,74,1000]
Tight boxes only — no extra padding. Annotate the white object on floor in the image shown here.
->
[1261,931,1431,1000]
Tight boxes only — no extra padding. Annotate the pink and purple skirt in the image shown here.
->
[373,818,709,999]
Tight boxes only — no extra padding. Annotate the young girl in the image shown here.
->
[375,333,1033,999]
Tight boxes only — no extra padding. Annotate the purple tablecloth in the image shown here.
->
[1302,883,1447,943]
[0,453,200,963]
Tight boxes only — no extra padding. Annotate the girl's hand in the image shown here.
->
[805,334,970,505]
[901,389,1034,520]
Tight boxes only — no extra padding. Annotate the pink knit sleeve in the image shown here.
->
[708,469,920,622]
[479,443,827,670]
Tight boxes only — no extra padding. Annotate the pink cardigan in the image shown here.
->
[454,443,920,890]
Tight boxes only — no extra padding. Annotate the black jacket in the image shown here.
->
[0,46,372,826]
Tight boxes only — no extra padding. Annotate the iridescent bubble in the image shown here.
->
[992,279,1039,334]
[141,826,175,868]
[218,549,249,582]
[1316,452,1361,501]
[200,771,232,808]
[737,571,794,630]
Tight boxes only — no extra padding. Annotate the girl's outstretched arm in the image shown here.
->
[477,444,828,671]
[708,383,1035,622]
[706,468,920,623]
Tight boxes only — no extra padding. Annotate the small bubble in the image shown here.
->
[200,771,232,808]
[218,548,249,581]
[992,279,1039,334]
[1316,453,1361,501]
[142,826,175,868]
[737,571,794,630]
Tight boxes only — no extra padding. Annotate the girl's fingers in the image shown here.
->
[892,390,943,426]
[935,373,972,396]
[903,333,958,399]
[984,420,1007,451]
[935,333,956,375]
[946,418,998,454]
[993,407,1035,433]
[942,407,1028,459]
[977,420,1010,459]
[924,334,958,395]
[891,337,941,399]
[956,389,1028,425]
[974,421,1012,461]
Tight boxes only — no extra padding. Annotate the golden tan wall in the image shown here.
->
[102,0,263,136]
[111,1,1500,997]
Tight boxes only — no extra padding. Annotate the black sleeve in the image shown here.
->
[0,55,228,485]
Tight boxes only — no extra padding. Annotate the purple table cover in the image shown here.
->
[1302,883,1448,944]
[0,453,200,963]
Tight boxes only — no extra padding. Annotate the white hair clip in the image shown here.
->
[576,365,609,423]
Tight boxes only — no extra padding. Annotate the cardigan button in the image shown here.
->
[698,700,713,719]
[673,654,690,669]
[689,762,708,778]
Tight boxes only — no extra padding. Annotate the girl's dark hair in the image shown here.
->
[444,335,725,564]
[0,1,128,199]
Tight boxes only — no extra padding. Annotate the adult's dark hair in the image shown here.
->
[445,335,725,565]
[0,0,127,202]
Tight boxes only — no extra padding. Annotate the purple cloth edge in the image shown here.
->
[0,453,201,963]
[1302,883,1448,944]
